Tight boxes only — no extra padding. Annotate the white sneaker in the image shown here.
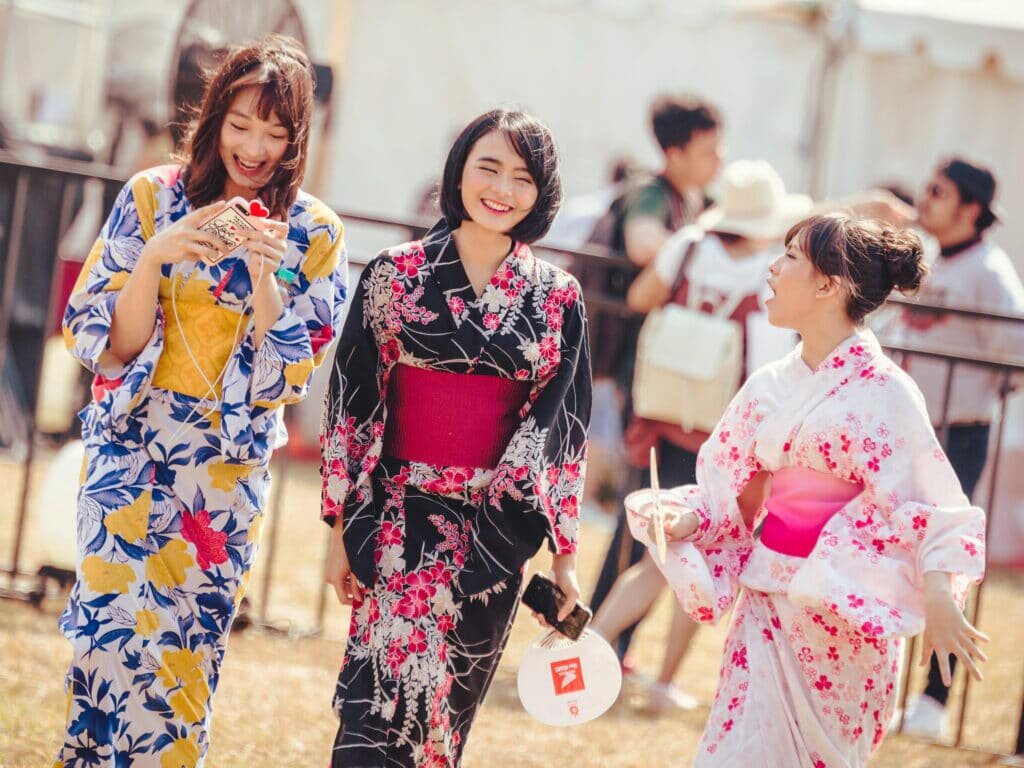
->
[898,695,950,740]
[647,682,699,712]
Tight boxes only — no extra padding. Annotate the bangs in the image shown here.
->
[229,68,299,137]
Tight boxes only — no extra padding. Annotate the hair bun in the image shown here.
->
[881,226,927,294]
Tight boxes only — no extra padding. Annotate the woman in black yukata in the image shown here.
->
[319,109,592,768]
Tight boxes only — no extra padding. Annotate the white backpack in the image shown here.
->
[632,239,743,432]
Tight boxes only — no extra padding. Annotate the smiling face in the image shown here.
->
[458,130,539,235]
[218,85,290,199]
[765,232,835,331]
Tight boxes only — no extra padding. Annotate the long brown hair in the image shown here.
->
[178,34,315,219]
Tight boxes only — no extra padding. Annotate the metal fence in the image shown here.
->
[1,153,1022,757]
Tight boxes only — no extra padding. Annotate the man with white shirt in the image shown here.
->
[894,157,1024,738]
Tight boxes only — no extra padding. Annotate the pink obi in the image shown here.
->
[383,364,532,469]
[759,467,863,558]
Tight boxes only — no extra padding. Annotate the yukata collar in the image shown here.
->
[755,328,884,468]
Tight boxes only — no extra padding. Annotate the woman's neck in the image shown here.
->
[452,220,512,268]
[798,313,859,370]
[222,178,259,202]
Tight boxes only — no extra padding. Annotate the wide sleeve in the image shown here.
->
[457,279,592,595]
[789,375,986,637]
[250,205,347,408]
[626,377,764,624]
[319,259,387,525]
[61,173,165,431]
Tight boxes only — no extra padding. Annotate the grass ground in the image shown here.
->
[2,453,1022,767]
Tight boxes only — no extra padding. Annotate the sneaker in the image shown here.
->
[898,695,950,740]
[647,682,699,712]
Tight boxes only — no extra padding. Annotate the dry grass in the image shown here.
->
[2,453,1022,767]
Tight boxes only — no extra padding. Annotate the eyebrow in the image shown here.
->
[227,109,286,129]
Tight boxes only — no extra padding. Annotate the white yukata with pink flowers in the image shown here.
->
[628,328,985,767]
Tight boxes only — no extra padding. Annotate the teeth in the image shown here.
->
[483,199,511,212]
[237,158,262,170]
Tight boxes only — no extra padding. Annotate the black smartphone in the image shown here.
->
[521,572,592,641]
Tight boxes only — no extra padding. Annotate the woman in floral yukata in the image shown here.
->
[56,36,347,767]
[627,213,988,767]
[320,109,591,767]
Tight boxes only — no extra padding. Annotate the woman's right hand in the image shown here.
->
[325,522,365,606]
[139,201,228,268]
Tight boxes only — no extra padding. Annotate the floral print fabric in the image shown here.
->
[628,328,985,766]
[55,164,347,767]
[321,221,591,767]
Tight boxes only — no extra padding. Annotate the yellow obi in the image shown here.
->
[153,274,247,401]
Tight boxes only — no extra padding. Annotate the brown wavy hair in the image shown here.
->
[178,35,315,219]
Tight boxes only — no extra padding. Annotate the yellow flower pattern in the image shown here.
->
[145,540,194,590]
[103,490,151,542]
[81,555,135,594]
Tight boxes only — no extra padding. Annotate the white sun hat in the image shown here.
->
[698,160,813,241]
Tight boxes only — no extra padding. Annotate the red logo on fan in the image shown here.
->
[550,657,585,696]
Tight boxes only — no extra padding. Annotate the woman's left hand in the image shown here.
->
[920,573,989,685]
[240,219,289,289]
[529,553,582,632]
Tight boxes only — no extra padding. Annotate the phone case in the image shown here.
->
[197,201,259,263]
[521,573,592,641]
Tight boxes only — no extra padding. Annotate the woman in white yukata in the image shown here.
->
[626,212,988,767]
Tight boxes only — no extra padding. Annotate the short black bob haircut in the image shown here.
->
[439,109,562,244]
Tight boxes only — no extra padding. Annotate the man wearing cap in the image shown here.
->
[893,157,1024,739]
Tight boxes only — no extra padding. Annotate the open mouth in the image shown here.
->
[481,198,513,214]
[234,155,267,177]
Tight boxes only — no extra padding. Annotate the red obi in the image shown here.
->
[383,364,532,469]
[759,466,863,558]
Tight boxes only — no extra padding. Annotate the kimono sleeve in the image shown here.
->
[320,259,387,524]
[627,376,765,624]
[61,174,165,427]
[789,373,986,637]
[457,279,592,595]
[251,206,347,408]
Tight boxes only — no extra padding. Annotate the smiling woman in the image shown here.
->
[54,35,347,768]
[320,109,591,768]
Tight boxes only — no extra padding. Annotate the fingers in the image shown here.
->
[258,218,289,237]
[936,651,953,687]
[183,200,229,224]
[329,576,351,606]
[919,638,934,668]
[557,585,580,622]
[326,570,365,606]
[956,644,984,682]
[240,229,286,265]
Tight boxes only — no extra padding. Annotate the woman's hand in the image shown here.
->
[920,572,989,685]
[325,521,365,606]
[629,493,699,542]
[138,201,228,268]
[240,219,289,289]
[551,553,582,624]
[529,554,582,633]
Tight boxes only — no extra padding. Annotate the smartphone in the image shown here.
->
[196,199,259,264]
[521,572,592,641]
